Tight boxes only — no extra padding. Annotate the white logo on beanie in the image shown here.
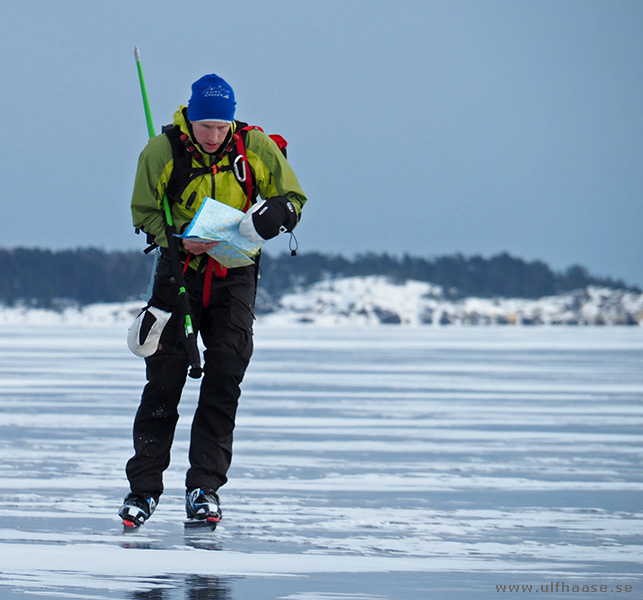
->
[203,85,230,99]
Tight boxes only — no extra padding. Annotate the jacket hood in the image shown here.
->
[173,106,191,135]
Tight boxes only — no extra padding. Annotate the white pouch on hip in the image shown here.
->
[127,305,172,358]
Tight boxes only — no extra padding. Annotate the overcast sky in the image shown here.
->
[2,0,642,286]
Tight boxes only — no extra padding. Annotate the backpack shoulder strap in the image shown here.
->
[227,122,256,211]
[162,124,200,206]
[228,123,289,210]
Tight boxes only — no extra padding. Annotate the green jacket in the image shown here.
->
[131,107,307,266]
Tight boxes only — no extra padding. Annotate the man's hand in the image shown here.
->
[182,239,218,255]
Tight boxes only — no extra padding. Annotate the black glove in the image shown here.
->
[239,196,297,243]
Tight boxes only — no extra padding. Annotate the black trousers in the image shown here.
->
[126,255,256,496]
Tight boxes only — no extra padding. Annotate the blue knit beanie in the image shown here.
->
[187,74,236,123]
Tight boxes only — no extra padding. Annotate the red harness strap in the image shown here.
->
[226,124,288,212]
[202,256,227,307]
[183,253,228,308]
[182,254,192,276]
[232,128,257,213]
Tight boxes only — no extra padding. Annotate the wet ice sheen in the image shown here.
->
[0,324,641,599]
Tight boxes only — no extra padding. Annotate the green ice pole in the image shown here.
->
[134,46,156,139]
[134,46,174,227]
[133,46,202,379]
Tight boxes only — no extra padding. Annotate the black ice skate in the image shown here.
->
[185,487,222,529]
[119,492,158,528]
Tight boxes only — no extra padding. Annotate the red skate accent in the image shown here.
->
[122,519,138,528]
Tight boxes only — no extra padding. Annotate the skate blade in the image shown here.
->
[122,518,141,531]
[184,517,219,530]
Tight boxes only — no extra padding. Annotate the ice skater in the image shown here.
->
[120,72,307,527]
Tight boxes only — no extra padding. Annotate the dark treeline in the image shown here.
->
[0,248,153,308]
[0,247,636,308]
[258,251,636,300]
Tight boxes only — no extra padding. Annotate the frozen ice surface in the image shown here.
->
[0,324,641,599]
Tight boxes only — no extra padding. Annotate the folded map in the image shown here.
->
[175,197,262,268]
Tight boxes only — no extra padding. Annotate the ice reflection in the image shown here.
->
[126,575,232,599]
[185,575,232,599]
[129,586,167,600]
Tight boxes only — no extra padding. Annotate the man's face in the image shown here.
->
[191,121,231,153]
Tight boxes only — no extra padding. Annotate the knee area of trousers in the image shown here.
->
[203,350,249,379]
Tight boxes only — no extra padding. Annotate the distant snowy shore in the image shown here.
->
[260,277,643,327]
[1,276,642,327]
